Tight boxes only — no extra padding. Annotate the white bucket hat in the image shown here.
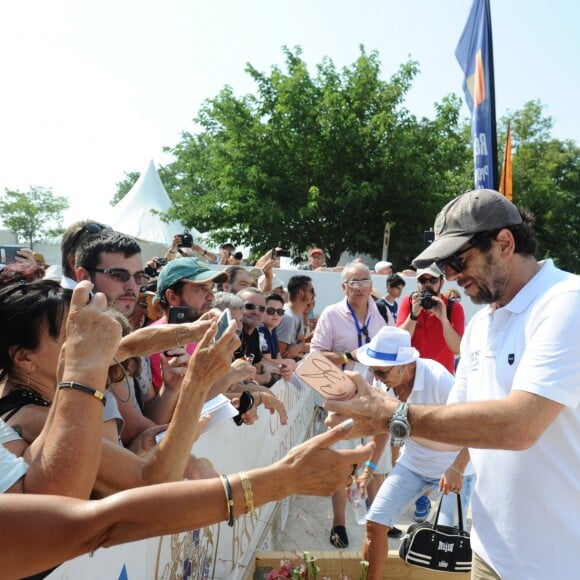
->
[357,327,419,367]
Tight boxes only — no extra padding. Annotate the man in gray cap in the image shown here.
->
[326,190,580,580]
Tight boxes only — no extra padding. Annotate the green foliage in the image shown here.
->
[160,46,471,267]
[111,171,140,206]
[499,101,580,273]
[0,186,69,248]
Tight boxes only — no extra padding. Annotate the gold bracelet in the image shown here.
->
[342,352,349,365]
[239,471,256,517]
[449,466,464,477]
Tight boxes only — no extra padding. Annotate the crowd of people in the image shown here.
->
[0,188,578,580]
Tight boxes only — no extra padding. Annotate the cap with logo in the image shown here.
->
[412,189,522,269]
[156,258,229,300]
[309,248,324,257]
[416,263,443,280]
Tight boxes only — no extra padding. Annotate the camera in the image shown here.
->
[144,257,168,278]
[232,251,243,260]
[274,248,291,258]
[420,288,437,310]
[178,231,194,248]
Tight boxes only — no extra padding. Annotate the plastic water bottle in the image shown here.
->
[347,482,368,525]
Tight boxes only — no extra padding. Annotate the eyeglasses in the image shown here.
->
[265,307,285,316]
[370,367,391,380]
[417,276,440,285]
[435,244,473,274]
[345,279,372,288]
[244,303,265,312]
[90,268,150,286]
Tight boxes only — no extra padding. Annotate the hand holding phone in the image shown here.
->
[233,390,255,425]
[295,352,357,401]
[214,308,232,342]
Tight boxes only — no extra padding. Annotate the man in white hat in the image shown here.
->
[354,326,471,580]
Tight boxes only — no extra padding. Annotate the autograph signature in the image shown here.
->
[297,354,356,399]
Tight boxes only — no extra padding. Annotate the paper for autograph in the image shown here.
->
[295,352,357,401]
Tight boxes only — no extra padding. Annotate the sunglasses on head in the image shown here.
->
[435,244,473,274]
[265,307,285,316]
[244,303,265,312]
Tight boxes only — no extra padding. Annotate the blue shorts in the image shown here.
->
[367,463,441,528]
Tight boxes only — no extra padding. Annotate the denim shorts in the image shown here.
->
[367,462,474,528]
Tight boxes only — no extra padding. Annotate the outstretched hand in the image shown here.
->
[323,372,395,437]
[60,281,122,382]
[274,420,375,497]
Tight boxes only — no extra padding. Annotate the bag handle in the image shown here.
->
[431,492,465,532]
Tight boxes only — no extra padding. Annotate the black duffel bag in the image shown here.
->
[399,493,471,573]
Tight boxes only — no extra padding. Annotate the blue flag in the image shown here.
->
[456,0,497,189]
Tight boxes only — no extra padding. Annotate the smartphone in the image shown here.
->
[295,352,357,401]
[168,306,190,324]
[214,308,232,342]
[273,247,291,258]
[0,246,20,265]
[233,390,255,425]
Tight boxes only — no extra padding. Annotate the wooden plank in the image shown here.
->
[254,551,470,579]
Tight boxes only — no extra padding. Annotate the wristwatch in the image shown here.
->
[388,402,411,444]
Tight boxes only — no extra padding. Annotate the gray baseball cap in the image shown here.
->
[412,189,522,269]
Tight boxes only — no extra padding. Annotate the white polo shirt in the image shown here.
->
[449,260,580,578]
[392,358,457,478]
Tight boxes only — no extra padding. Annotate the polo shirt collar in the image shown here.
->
[500,259,554,315]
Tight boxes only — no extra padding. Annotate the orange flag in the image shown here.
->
[499,122,513,201]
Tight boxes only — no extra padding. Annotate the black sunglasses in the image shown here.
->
[265,307,285,316]
[435,244,474,274]
[244,303,265,312]
[89,268,150,286]
[417,276,440,285]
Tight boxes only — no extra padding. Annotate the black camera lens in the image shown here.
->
[178,232,194,248]
[420,289,437,310]
[233,251,243,260]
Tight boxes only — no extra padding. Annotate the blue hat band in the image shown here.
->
[367,349,398,361]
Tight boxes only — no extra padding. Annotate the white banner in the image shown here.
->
[48,379,317,580]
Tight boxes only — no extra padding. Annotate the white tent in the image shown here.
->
[99,160,199,246]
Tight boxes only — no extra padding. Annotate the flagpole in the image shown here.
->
[485,0,499,188]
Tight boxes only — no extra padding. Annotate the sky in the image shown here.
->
[0,0,578,225]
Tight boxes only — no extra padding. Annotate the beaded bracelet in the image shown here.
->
[58,382,106,406]
[220,475,235,526]
[239,471,256,518]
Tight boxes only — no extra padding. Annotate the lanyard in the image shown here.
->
[347,302,371,347]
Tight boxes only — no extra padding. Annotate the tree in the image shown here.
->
[159,46,470,267]
[0,186,69,248]
[499,101,580,273]
[111,171,140,206]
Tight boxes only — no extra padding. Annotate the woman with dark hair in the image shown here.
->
[0,279,247,495]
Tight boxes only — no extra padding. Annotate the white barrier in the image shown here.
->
[48,379,317,580]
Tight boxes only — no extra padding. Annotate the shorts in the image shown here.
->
[367,463,440,528]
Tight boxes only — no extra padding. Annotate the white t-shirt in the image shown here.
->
[391,358,458,478]
[449,260,580,578]
[0,419,28,493]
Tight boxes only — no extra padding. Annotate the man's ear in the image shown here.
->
[165,288,180,307]
[75,267,91,282]
[496,228,515,256]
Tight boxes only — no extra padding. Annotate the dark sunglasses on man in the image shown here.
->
[244,303,265,312]
[265,307,285,316]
